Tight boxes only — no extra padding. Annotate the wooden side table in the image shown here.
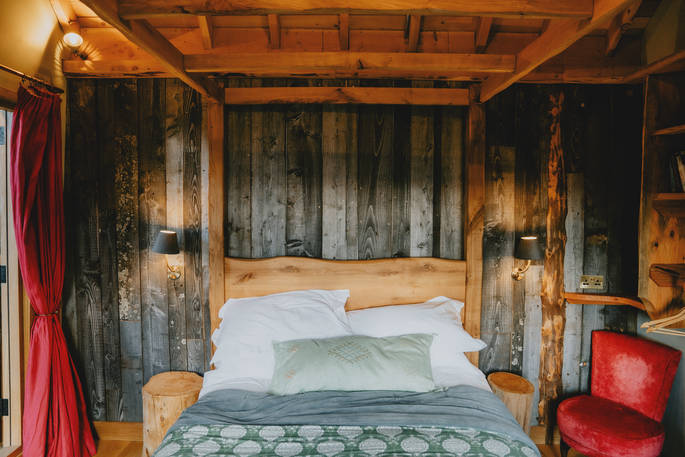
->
[487,372,535,434]
[142,371,203,457]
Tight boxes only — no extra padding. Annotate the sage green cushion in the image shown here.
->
[269,334,435,395]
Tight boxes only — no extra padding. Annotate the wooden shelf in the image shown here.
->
[563,292,646,311]
[653,123,685,136]
[649,264,685,287]
[653,193,685,217]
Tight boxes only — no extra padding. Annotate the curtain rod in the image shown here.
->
[0,63,64,94]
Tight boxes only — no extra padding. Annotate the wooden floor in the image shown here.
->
[90,440,585,457]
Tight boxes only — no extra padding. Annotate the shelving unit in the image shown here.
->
[653,193,685,217]
[652,123,685,136]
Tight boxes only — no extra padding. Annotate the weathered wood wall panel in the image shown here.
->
[65,78,641,425]
[64,79,211,422]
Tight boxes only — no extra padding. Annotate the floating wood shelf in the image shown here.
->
[652,123,685,136]
[563,292,646,311]
[653,193,685,217]
[649,264,685,288]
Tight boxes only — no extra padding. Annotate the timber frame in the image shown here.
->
[59,0,685,102]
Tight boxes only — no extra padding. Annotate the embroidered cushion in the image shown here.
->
[269,334,435,395]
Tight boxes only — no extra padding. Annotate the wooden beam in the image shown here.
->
[267,14,280,49]
[605,1,642,55]
[118,0,594,19]
[206,100,224,356]
[464,85,485,367]
[538,91,567,445]
[79,0,222,101]
[63,59,641,85]
[197,16,214,49]
[480,0,637,101]
[624,49,685,82]
[475,17,494,53]
[338,13,349,50]
[224,86,469,105]
[407,15,421,52]
[49,0,77,29]
[184,52,516,76]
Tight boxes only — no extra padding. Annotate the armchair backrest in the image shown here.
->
[591,330,681,421]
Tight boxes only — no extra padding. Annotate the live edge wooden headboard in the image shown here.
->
[215,256,479,365]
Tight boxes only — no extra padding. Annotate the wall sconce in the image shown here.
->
[152,230,181,280]
[63,23,83,49]
[512,235,544,281]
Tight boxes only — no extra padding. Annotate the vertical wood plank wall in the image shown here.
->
[64,79,643,423]
[64,79,210,422]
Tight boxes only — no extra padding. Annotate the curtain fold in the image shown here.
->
[10,86,96,457]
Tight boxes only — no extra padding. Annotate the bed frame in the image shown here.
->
[215,256,479,365]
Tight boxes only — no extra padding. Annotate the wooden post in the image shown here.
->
[207,100,224,348]
[465,85,485,367]
[538,92,567,444]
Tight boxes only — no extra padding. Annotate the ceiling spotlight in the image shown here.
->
[63,31,84,49]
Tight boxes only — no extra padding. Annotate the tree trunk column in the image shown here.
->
[538,92,567,444]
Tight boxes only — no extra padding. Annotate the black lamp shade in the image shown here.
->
[515,236,544,260]
[152,230,180,255]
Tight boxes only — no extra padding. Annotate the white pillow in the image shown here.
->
[210,289,351,380]
[432,352,492,391]
[347,296,486,370]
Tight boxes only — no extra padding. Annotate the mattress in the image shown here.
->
[152,385,540,456]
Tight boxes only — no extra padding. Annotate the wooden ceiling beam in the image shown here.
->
[49,0,78,29]
[475,17,494,53]
[480,0,638,102]
[183,51,515,76]
[406,15,421,52]
[225,86,469,105]
[62,58,641,84]
[338,13,349,50]
[267,14,280,49]
[79,0,222,101]
[198,16,214,49]
[117,0,594,19]
[605,0,641,56]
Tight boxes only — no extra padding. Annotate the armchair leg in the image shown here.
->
[560,437,570,457]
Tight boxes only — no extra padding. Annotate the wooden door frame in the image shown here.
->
[0,108,24,448]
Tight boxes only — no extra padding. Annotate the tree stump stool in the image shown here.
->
[142,371,203,457]
[487,372,535,434]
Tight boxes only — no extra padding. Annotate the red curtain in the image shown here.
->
[10,86,96,457]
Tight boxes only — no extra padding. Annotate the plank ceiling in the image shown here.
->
[57,1,666,102]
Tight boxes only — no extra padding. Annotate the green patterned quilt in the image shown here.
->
[155,424,539,456]
[152,386,540,457]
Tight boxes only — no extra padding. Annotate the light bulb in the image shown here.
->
[63,32,84,49]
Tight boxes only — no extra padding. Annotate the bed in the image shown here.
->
[151,257,540,457]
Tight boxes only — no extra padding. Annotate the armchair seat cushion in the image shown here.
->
[558,395,664,457]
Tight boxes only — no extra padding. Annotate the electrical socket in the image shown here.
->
[579,275,604,290]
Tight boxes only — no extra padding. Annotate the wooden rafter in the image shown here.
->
[338,13,349,51]
[267,14,280,49]
[49,0,77,29]
[79,0,222,101]
[197,16,214,49]
[475,17,494,53]
[605,0,642,56]
[117,0,594,19]
[183,52,515,76]
[407,15,421,52]
[224,86,469,105]
[480,0,638,102]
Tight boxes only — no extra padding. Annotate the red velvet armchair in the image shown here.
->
[557,330,681,457]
